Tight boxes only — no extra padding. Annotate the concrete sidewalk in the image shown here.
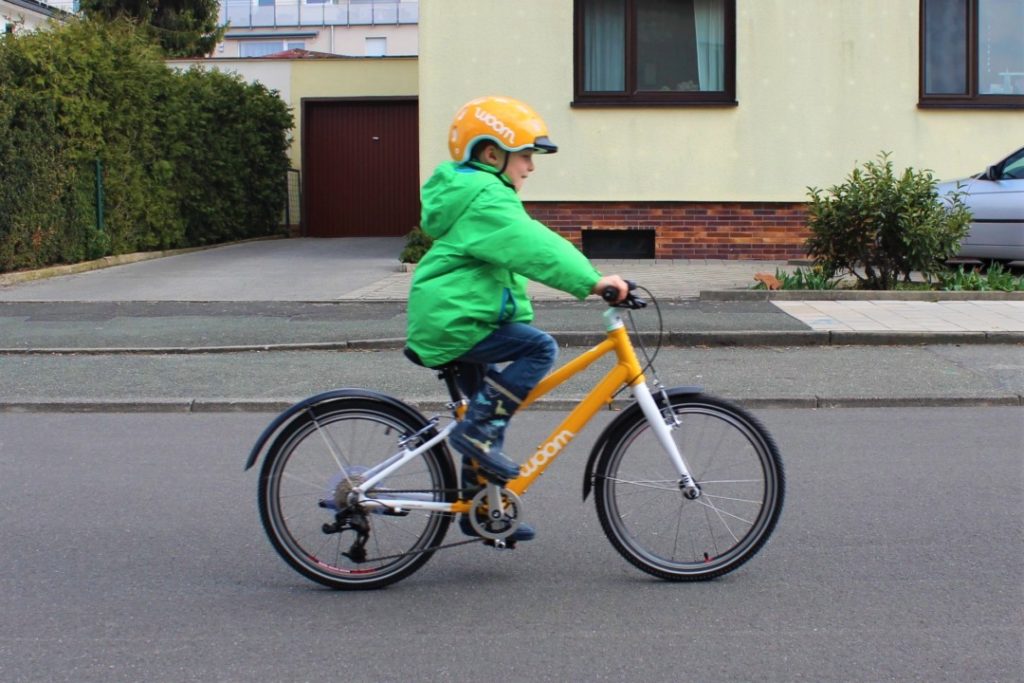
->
[1,237,1023,339]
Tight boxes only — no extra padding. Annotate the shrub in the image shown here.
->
[399,226,433,263]
[804,152,972,290]
[0,18,292,273]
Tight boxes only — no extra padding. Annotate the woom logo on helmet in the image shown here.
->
[474,107,516,145]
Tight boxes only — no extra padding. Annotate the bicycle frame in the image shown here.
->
[354,306,699,515]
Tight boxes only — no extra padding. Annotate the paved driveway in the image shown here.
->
[0,238,407,302]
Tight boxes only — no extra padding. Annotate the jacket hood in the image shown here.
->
[420,162,512,239]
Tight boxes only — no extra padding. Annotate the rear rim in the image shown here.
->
[259,404,451,588]
[597,399,783,580]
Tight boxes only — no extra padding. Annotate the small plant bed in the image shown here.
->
[937,262,1024,292]
[753,262,1024,292]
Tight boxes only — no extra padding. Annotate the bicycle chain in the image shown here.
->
[357,489,487,563]
[362,534,485,563]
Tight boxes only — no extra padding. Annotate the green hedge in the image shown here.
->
[0,19,293,273]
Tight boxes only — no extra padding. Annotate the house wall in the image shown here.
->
[419,1,1024,258]
[216,24,418,58]
[1,0,62,33]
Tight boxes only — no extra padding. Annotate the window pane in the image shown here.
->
[923,0,967,95]
[582,0,626,91]
[240,41,283,57]
[693,0,725,91]
[978,0,1024,94]
[366,37,387,57]
[637,0,723,92]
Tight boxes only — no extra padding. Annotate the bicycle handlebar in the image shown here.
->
[601,279,647,309]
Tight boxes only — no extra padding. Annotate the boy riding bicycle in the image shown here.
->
[405,95,628,542]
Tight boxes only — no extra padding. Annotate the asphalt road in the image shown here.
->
[1,408,1020,682]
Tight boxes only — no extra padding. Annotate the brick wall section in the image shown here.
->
[524,201,812,260]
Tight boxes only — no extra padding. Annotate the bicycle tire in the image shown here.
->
[258,397,456,590]
[594,393,784,581]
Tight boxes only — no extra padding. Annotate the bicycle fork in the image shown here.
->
[632,382,701,500]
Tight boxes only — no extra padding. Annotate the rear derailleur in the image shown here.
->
[320,507,371,563]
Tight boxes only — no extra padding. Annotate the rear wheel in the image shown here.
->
[258,398,455,590]
[594,394,784,581]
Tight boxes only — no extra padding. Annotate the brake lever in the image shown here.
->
[621,295,647,309]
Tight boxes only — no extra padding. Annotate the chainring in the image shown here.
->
[467,487,523,540]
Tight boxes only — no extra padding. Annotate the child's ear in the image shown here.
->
[476,142,500,165]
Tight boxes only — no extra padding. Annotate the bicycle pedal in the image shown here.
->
[483,538,516,550]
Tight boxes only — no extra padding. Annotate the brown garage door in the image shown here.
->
[303,99,419,237]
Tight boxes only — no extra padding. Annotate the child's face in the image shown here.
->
[501,150,535,191]
[479,144,535,191]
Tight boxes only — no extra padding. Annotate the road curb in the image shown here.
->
[2,394,1020,413]
[1,330,1021,356]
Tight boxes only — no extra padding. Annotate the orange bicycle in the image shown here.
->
[246,283,784,589]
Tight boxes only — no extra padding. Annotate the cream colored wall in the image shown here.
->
[216,24,418,58]
[1,0,59,33]
[289,58,417,167]
[167,59,293,102]
[419,0,1024,202]
[324,24,418,56]
[166,57,417,170]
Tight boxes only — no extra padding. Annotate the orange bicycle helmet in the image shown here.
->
[448,96,558,163]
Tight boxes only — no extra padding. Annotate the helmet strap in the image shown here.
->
[465,159,516,190]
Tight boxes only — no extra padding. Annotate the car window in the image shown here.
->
[1001,149,1024,180]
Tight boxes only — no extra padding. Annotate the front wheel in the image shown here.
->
[594,394,784,581]
[258,397,456,590]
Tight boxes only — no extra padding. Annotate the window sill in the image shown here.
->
[571,99,738,108]
[918,99,1024,110]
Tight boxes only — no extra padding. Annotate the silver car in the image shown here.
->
[937,146,1024,262]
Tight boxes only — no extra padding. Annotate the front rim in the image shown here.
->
[599,401,782,579]
[261,407,449,587]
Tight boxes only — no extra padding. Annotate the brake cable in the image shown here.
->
[610,284,666,400]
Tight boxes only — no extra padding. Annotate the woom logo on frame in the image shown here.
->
[520,429,574,477]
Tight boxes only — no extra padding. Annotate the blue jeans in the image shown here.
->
[453,323,558,401]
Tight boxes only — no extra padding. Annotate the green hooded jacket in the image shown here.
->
[406,161,601,368]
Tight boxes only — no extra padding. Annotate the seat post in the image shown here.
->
[437,366,463,404]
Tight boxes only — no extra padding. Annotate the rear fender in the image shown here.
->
[244,388,435,471]
[582,385,704,500]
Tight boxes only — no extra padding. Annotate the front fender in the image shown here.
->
[244,388,429,471]
[582,385,704,500]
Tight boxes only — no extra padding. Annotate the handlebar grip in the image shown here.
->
[601,279,637,303]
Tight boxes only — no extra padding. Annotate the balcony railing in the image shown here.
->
[220,0,418,29]
[31,0,79,13]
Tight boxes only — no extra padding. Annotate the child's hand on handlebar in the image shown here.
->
[593,275,630,303]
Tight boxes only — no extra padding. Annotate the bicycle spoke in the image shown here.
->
[602,476,679,492]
